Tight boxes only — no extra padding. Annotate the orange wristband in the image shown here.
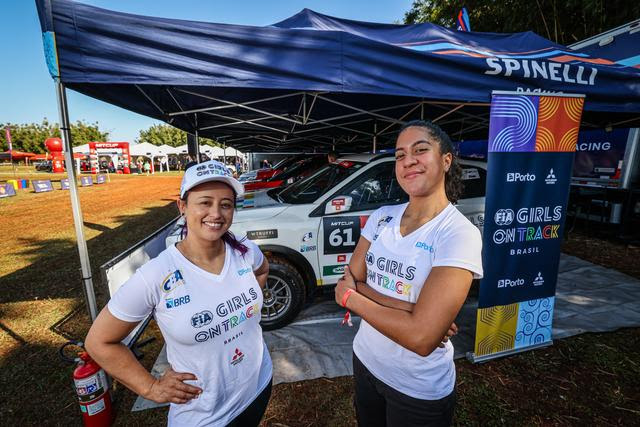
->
[341,288,356,308]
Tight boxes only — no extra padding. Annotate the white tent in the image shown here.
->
[130,142,169,173]
[73,143,90,154]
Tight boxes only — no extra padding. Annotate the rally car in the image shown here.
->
[243,155,327,192]
[167,153,487,330]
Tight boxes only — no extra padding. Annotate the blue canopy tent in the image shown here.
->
[34,0,640,323]
[36,0,640,153]
[570,19,640,70]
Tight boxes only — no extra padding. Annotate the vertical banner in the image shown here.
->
[5,127,12,151]
[470,91,585,362]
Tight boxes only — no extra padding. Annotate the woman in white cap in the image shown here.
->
[86,160,271,426]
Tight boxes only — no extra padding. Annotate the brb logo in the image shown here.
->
[191,310,213,328]
[166,295,190,309]
[161,270,185,293]
[506,172,536,182]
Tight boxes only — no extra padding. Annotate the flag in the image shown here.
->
[5,127,12,151]
[457,8,471,32]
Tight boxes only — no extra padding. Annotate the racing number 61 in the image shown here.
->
[329,227,356,247]
[322,216,361,255]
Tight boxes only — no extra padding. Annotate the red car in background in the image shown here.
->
[243,155,327,192]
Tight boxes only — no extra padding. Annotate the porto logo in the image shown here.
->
[302,232,313,242]
[166,295,190,309]
[506,172,535,182]
[161,270,185,293]
[415,242,435,252]
[494,209,514,226]
[237,268,251,276]
[497,278,524,288]
[533,272,545,287]
[545,169,557,185]
[365,251,374,266]
[191,310,213,328]
[231,348,244,365]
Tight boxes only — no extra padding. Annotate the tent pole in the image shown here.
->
[373,121,377,153]
[223,139,227,164]
[194,114,201,163]
[55,79,98,321]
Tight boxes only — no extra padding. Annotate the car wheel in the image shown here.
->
[260,255,305,331]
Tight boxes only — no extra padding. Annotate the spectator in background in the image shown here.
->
[143,160,151,175]
[261,159,272,169]
[327,151,339,164]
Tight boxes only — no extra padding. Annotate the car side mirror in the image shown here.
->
[325,195,353,214]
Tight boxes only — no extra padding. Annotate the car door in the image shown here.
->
[314,160,408,285]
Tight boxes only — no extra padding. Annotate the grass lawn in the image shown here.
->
[0,174,638,425]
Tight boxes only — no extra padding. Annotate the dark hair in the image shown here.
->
[180,190,248,256]
[328,150,338,158]
[397,120,463,203]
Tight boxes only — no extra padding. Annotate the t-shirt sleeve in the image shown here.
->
[433,223,484,279]
[243,239,265,270]
[361,207,383,242]
[107,269,158,322]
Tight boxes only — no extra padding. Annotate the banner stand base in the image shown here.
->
[466,340,553,364]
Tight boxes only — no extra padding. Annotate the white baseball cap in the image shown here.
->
[180,160,244,199]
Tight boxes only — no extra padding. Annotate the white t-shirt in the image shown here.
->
[108,239,272,427]
[353,203,483,400]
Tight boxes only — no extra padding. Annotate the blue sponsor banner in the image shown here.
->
[0,183,17,198]
[81,176,93,187]
[60,178,70,190]
[472,92,584,362]
[479,151,574,308]
[95,174,107,184]
[32,179,54,193]
[573,128,630,180]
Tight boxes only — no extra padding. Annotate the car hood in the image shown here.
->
[233,204,289,224]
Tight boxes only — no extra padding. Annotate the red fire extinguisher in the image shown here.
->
[60,341,113,426]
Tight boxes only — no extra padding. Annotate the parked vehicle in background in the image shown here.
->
[243,155,327,192]
[167,153,487,330]
[35,160,52,172]
[239,153,316,183]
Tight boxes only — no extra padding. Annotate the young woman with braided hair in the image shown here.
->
[335,120,483,426]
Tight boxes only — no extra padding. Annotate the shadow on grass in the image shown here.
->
[1,201,178,306]
[0,201,179,423]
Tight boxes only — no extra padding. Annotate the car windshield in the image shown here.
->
[277,161,364,204]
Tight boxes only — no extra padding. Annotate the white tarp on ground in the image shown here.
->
[132,253,640,411]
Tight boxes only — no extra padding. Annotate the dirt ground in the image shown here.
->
[0,173,638,425]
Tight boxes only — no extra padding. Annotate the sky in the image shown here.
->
[1,0,414,144]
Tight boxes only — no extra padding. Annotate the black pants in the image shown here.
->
[227,379,272,427]
[353,354,456,427]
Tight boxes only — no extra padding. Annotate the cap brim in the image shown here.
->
[182,176,244,198]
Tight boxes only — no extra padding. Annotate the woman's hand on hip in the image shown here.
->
[145,367,203,404]
[335,266,357,306]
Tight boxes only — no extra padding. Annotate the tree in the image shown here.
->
[137,124,218,147]
[0,120,109,153]
[404,0,640,45]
